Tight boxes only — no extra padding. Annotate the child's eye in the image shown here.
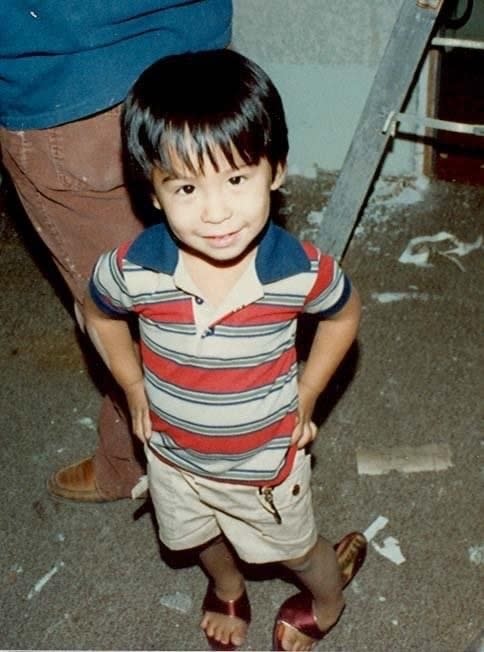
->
[228,175,246,186]
[176,184,195,196]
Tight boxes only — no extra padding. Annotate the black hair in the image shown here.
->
[123,49,288,183]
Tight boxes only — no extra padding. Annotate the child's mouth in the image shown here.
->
[204,230,241,248]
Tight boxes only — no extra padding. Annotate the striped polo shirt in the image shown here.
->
[89,221,351,486]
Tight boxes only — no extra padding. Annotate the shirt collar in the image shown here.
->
[255,221,311,282]
[125,222,179,273]
[125,220,311,282]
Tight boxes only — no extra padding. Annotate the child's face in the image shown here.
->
[151,144,286,265]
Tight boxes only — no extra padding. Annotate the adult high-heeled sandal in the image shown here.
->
[272,531,367,651]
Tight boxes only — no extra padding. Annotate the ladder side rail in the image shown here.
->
[317,0,445,260]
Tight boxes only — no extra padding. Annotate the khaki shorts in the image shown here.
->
[146,447,318,564]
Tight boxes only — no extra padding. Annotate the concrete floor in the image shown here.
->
[0,171,483,651]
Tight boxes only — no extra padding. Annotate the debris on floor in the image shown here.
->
[363,516,406,565]
[27,561,65,600]
[356,444,454,475]
[468,545,484,566]
[372,536,406,566]
[363,516,389,542]
[399,231,482,270]
[159,591,193,614]
[371,291,430,303]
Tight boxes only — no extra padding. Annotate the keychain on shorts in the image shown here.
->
[260,486,282,524]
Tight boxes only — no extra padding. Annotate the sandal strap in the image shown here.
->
[202,585,251,624]
[276,591,326,641]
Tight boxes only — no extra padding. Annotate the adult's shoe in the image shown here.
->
[47,456,113,502]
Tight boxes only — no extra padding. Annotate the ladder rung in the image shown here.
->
[383,111,484,137]
[431,36,484,50]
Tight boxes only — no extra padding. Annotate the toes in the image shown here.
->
[231,630,244,646]
[201,611,247,647]
[278,623,315,652]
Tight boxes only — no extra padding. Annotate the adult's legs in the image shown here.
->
[0,106,145,499]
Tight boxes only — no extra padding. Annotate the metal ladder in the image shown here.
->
[317,0,484,260]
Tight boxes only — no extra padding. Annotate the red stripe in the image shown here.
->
[134,298,193,322]
[222,303,299,325]
[115,241,131,268]
[269,444,297,486]
[150,412,296,454]
[304,249,335,304]
[142,344,296,392]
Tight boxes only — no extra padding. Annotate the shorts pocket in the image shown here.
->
[256,450,312,521]
[271,451,312,509]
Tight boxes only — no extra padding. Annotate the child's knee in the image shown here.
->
[281,541,318,573]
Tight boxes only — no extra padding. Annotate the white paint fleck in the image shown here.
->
[357,177,428,228]
[363,516,389,542]
[374,177,426,207]
[56,533,65,542]
[349,578,363,594]
[371,291,430,304]
[30,10,39,18]
[391,619,399,626]
[357,444,453,476]
[399,231,482,269]
[372,537,406,565]
[56,448,65,454]
[468,545,484,566]
[76,416,95,430]
[159,591,192,613]
[378,596,387,602]
[27,561,65,600]
[306,210,325,226]
[11,563,23,574]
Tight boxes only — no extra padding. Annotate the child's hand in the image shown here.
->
[291,381,318,448]
[291,414,318,448]
[124,379,152,443]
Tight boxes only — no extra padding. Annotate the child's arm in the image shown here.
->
[84,295,152,443]
[292,288,361,448]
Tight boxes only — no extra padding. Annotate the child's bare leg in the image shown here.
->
[280,536,345,651]
[199,536,248,647]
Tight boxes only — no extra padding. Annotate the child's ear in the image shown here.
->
[271,162,287,191]
[152,194,162,210]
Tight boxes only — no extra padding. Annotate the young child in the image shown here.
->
[84,49,366,652]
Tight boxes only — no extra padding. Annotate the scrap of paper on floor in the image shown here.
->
[356,443,453,476]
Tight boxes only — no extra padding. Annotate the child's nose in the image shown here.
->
[201,192,232,224]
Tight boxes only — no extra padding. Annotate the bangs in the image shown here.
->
[154,118,266,177]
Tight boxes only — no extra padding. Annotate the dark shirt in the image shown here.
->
[0,0,232,129]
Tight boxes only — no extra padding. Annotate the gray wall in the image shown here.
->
[231,0,418,177]
[444,0,484,39]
